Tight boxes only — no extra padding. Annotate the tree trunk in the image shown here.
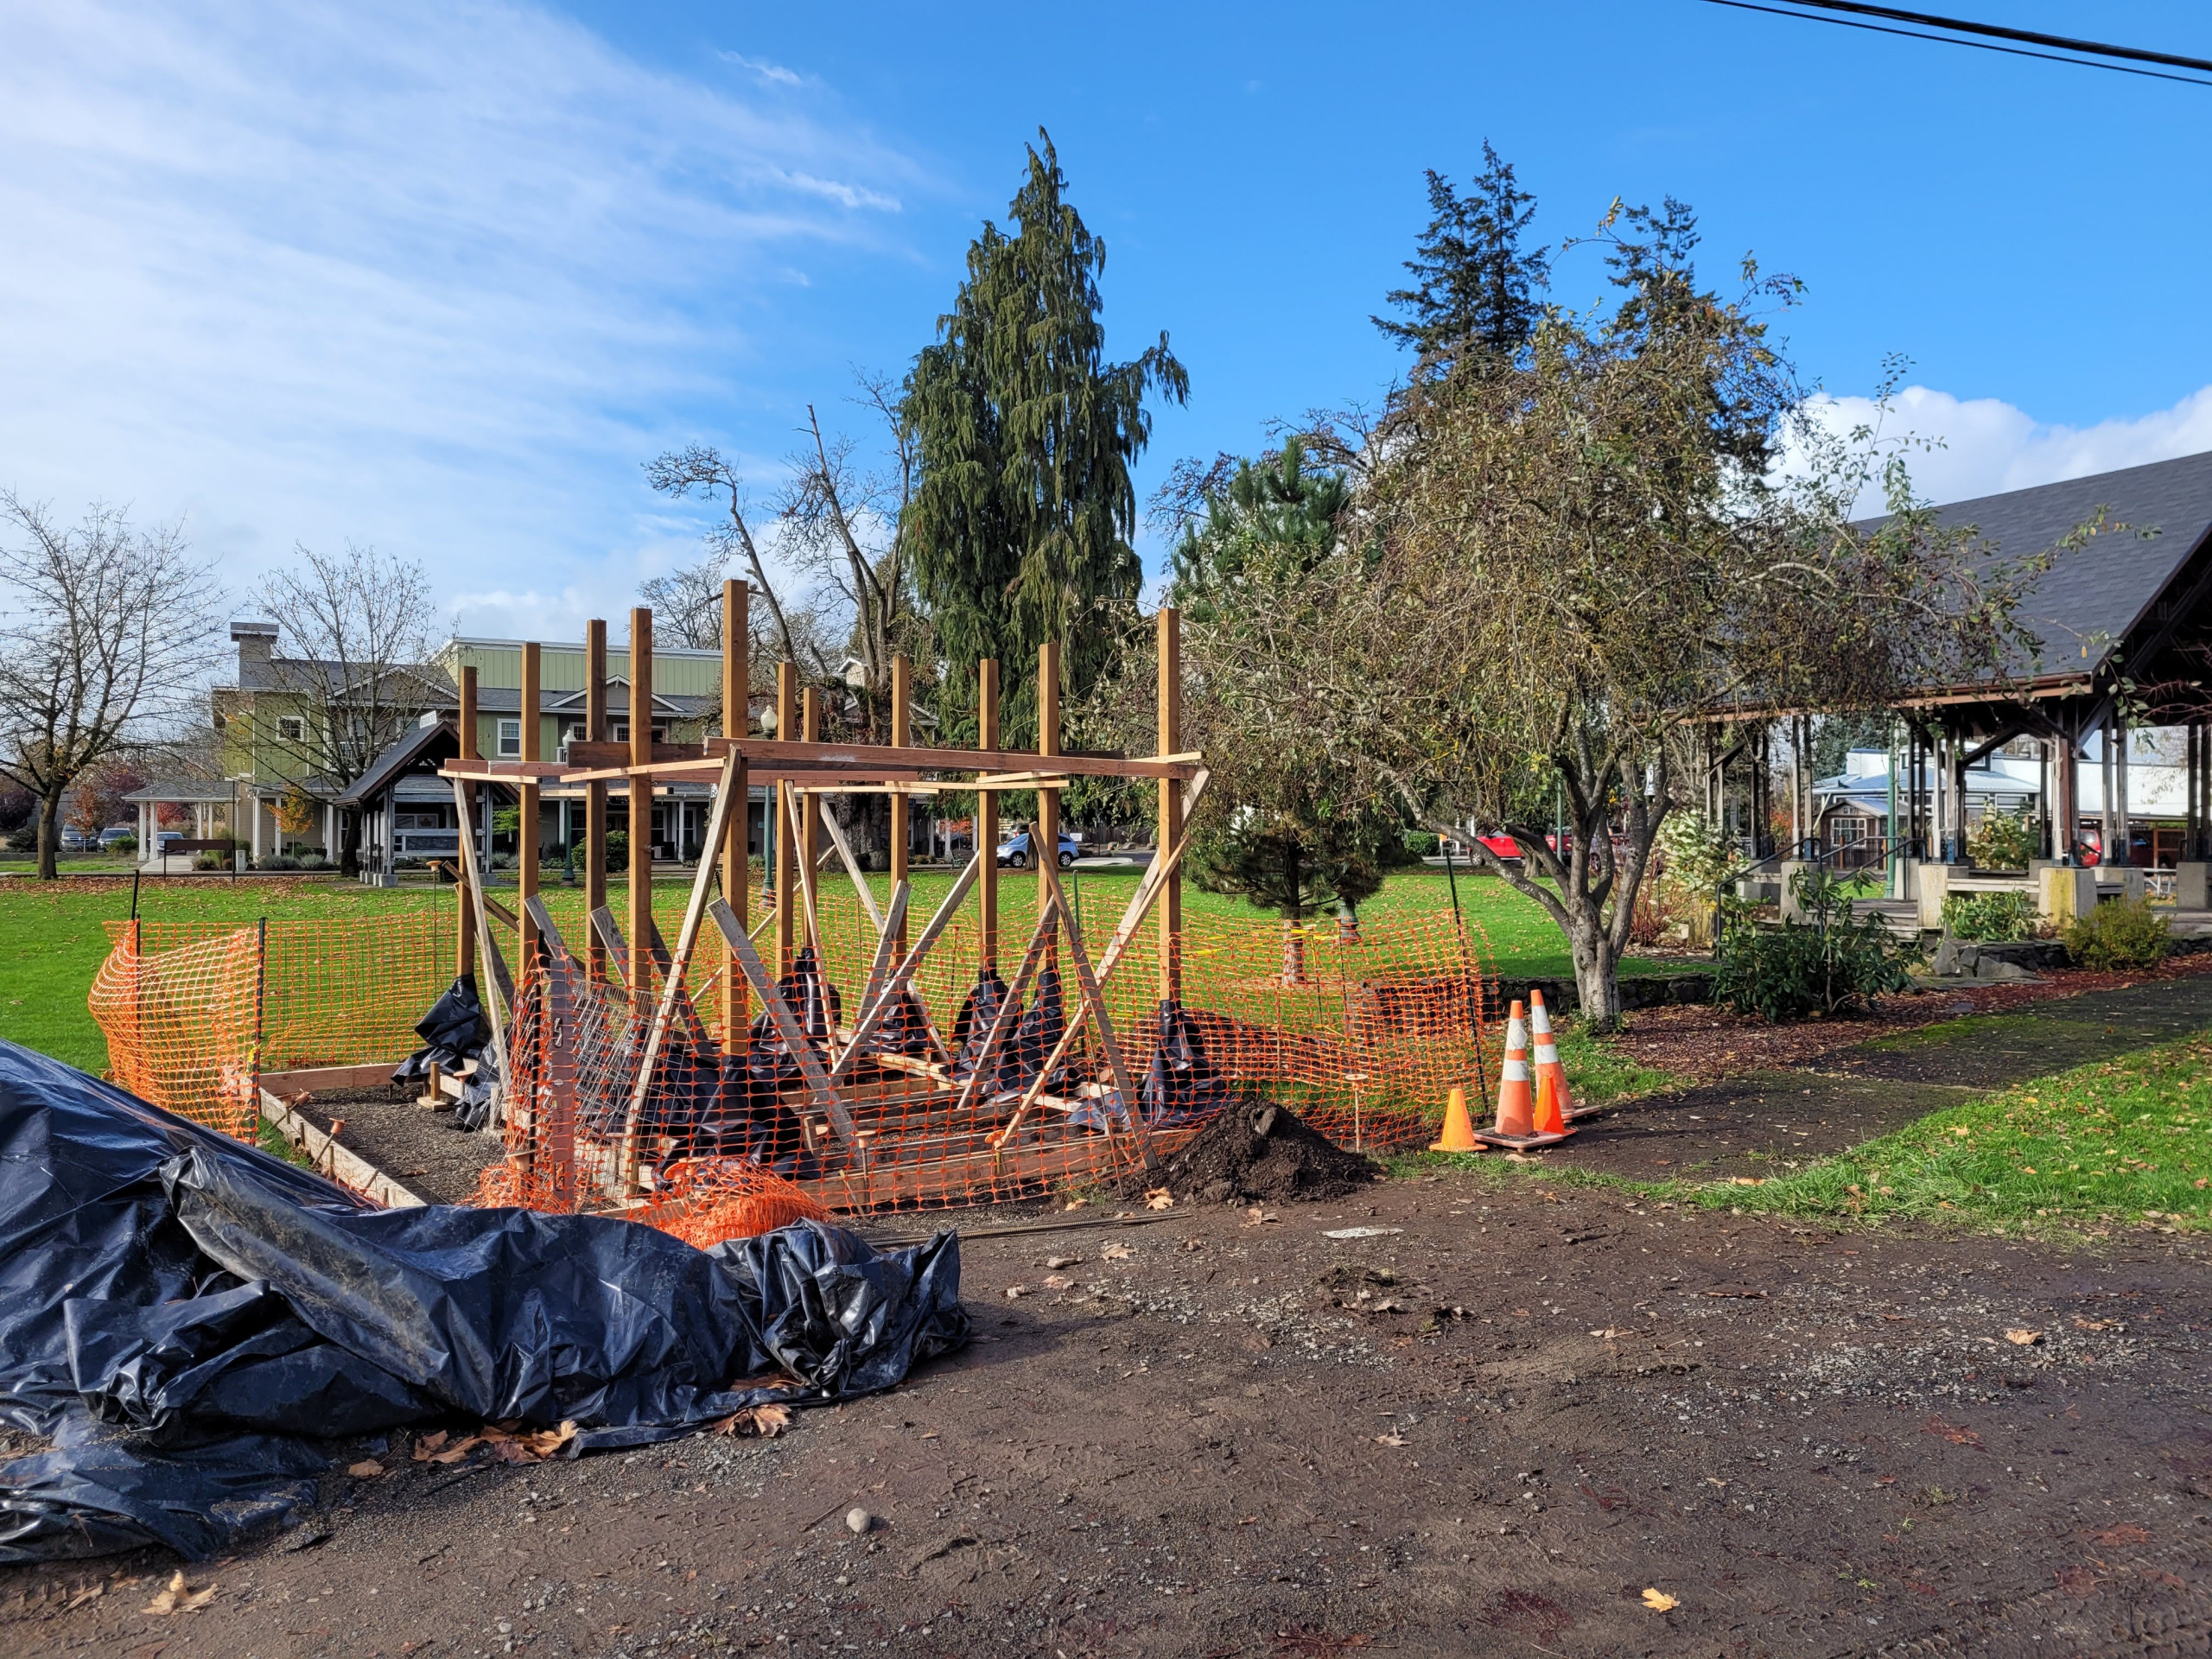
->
[36,791,61,880]
[1280,919,1309,986]
[339,810,362,877]
[1571,921,1623,1030]
[1335,902,1360,944]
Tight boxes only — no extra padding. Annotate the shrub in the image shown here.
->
[1967,805,2037,872]
[108,835,137,855]
[193,850,227,871]
[1942,890,2035,943]
[606,830,628,871]
[2065,897,2169,970]
[299,854,332,871]
[1714,868,1908,1021]
[258,854,302,871]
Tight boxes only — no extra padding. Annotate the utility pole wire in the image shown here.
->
[1701,0,2212,88]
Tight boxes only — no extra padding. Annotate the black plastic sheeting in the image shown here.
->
[390,973,500,1128]
[1067,1000,1235,1134]
[0,1039,968,1563]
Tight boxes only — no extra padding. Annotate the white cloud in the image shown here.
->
[719,51,804,89]
[1802,383,2212,512]
[0,1,925,641]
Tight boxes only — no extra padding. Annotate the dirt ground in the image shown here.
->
[294,1086,501,1205]
[10,1173,2212,1659]
[15,976,2212,1657]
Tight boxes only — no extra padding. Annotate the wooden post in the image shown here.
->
[890,654,911,962]
[977,658,1000,973]
[456,665,478,980]
[801,687,822,929]
[721,581,749,1046]
[1156,608,1181,1007]
[1038,639,1059,952]
[584,620,608,986]
[775,661,797,976]
[628,607,655,1005]
[519,641,541,962]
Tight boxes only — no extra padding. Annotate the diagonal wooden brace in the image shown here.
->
[708,897,854,1144]
[828,853,982,1083]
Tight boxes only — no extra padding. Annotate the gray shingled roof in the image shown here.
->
[1895,450,2212,684]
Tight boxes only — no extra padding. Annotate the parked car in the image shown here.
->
[995,829,1079,868]
[59,827,92,853]
[98,826,136,851]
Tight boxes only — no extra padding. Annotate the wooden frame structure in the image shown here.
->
[440,601,1207,1212]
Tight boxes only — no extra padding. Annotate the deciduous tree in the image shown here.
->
[0,493,219,878]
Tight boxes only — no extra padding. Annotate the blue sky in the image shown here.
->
[3,0,2209,641]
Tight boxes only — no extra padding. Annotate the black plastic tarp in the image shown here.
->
[0,1039,967,1562]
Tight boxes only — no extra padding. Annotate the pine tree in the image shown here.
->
[1375,141,1550,372]
[904,131,1187,742]
[1169,437,1351,622]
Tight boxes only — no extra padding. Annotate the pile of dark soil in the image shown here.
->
[1132,1102,1380,1205]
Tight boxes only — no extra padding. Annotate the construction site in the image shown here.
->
[11,591,2212,1659]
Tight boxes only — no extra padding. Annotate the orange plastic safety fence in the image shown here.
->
[477,883,1492,1219]
[92,913,456,1141]
[88,892,1494,1236]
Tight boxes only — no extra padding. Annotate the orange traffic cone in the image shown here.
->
[1472,999,1571,1149]
[1429,1084,1481,1154]
[1528,989,1578,1135]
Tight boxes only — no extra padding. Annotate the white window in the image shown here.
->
[559,721,584,760]
[277,715,307,742]
[498,718,521,758]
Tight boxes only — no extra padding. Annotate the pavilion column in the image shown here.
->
[2055,718,2081,866]
[2113,715,2132,865]
[1948,728,1969,864]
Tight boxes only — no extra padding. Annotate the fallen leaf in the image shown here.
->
[1063,1198,1086,1211]
[2075,1317,2117,1332]
[1044,1255,1078,1270]
[2091,1523,2151,1546]
[1923,1415,1984,1448]
[1003,1284,1031,1300]
[2004,1328,2042,1346]
[1043,1274,1073,1290]
[1374,1432,1408,1446]
[1590,1327,1625,1339]
[1729,1176,1763,1186]
[64,1582,103,1610]
[1102,1243,1134,1261]
[710,1403,791,1439]
[346,1459,385,1478]
[143,1571,217,1615]
[1144,1187,1175,1211]
[1243,1206,1280,1226]
[1641,1587,1678,1612]
[412,1429,449,1459]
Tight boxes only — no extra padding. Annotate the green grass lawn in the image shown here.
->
[1707,1033,2212,1231]
[0,863,1649,1077]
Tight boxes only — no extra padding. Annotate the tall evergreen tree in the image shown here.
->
[905,131,1186,742]
[1375,141,1550,372]
[1169,437,1351,623]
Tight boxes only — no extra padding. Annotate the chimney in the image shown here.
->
[230,620,278,683]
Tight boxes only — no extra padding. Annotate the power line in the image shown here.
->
[1700,0,2212,88]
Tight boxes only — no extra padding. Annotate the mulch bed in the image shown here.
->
[1606,950,2212,1085]
[289,1085,503,1205]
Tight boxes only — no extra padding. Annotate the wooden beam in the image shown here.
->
[707,898,855,1143]
[775,662,796,976]
[560,736,1201,780]
[961,897,1060,1132]
[1038,638,1059,959]
[519,641,541,962]
[617,747,745,1196]
[1157,607,1182,1005]
[449,775,513,1099]
[818,793,885,932]
[1040,854,1155,1171]
[829,855,981,1082]
[800,688,822,943]
[584,618,608,987]
[845,880,910,1060]
[627,606,655,1006]
[977,657,1000,975]
[456,665,479,982]
[721,580,748,1047]
[890,653,910,961]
